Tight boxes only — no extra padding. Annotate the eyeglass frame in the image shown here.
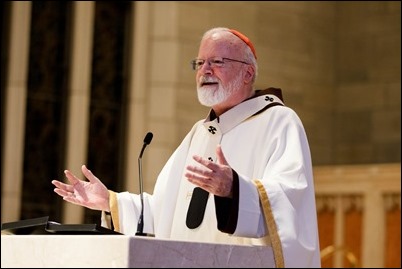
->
[190,57,250,71]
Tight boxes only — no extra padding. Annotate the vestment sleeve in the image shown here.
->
[215,170,239,233]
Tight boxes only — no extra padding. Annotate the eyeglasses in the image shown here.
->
[190,57,250,71]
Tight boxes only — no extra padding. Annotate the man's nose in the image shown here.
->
[199,60,213,73]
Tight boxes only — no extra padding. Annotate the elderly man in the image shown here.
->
[52,27,321,267]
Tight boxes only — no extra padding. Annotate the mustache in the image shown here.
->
[198,76,219,85]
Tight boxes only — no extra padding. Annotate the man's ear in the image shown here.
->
[244,65,255,83]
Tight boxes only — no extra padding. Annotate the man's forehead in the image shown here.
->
[199,38,238,56]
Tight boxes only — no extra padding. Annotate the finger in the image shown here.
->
[185,172,213,188]
[186,164,214,178]
[185,170,210,182]
[52,179,74,192]
[216,144,228,165]
[64,170,80,185]
[54,187,71,198]
[192,155,218,171]
[51,179,65,189]
[81,165,101,184]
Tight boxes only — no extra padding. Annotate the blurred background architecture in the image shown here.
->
[1,1,400,267]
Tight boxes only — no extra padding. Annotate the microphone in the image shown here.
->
[135,132,153,236]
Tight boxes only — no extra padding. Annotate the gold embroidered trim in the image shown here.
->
[108,190,120,232]
[254,179,285,268]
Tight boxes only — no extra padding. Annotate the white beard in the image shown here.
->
[197,74,243,107]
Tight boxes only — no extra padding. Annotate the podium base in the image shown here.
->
[135,232,155,237]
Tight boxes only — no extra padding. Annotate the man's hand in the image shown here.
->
[52,165,110,211]
[185,144,233,197]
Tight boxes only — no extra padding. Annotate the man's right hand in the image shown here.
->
[52,165,110,212]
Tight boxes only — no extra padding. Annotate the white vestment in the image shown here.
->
[104,91,321,267]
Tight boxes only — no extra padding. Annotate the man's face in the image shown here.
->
[195,33,248,111]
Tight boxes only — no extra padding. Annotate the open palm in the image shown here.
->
[52,165,110,212]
